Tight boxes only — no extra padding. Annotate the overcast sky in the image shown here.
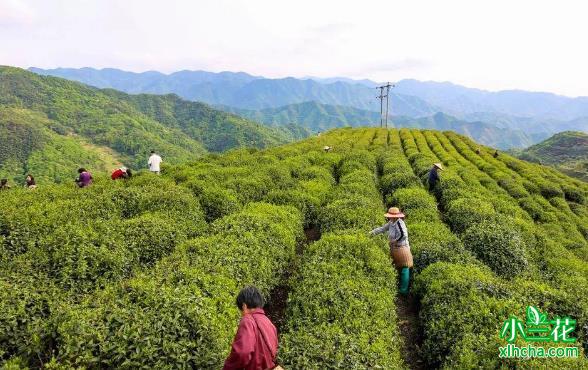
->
[1,0,587,96]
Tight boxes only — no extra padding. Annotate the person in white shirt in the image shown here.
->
[148,151,162,174]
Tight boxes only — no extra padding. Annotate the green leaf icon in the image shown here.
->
[527,306,540,325]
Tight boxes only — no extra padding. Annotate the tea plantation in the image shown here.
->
[1,128,587,369]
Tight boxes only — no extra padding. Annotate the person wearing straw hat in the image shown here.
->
[370,207,413,294]
[428,162,443,190]
[323,145,332,153]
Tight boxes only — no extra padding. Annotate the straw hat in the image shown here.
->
[434,163,444,170]
[384,207,405,219]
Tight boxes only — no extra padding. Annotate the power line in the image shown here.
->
[376,82,395,128]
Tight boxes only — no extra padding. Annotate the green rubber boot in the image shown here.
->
[399,267,410,295]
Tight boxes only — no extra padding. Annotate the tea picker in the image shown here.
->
[428,162,443,190]
[369,207,413,295]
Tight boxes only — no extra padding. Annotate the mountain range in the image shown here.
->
[221,102,550,148]
[28,67,439,115]
[0,66,302,184]
[29,67,588,149]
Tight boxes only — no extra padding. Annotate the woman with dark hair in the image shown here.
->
[0,178,10,190]
[75,168,93,188]
[25,174,37,189]
[223,286,280,370]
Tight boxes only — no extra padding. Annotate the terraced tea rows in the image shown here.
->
[0,128,586,368]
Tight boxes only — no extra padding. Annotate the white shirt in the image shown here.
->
[148,154,162,172]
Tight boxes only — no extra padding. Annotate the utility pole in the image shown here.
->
[376,85,385,128]
[376,82,394,128]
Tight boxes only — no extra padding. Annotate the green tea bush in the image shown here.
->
[0,271,63,366]
[225,175,272,203]
[539,182,565,199]
[292,165,334,183]
[280,232,403,369]
[319,195,382,233]
[122,212,188,266]
[36,221,133,292]
[54,202,303,369]
[298,179,332,204]
[415,262,517,368]
[198,185,241,222]
[497,176,529,199]
[445,198,496,234]
[262,163,295,190]
[390,187,440,223]
[518,195,558,223]
[55,275,237,368]
[265,189,321,227]
[211,202,303,247]
[408,222,477,273]
[522,179,541,195]
[462,219,529,277]
[380,172,421,196]
[562,185,586,204]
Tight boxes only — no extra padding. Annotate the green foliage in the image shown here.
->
[266,189,321,227]
[2,127,587,369]
[197,185,241,222]
[0,66,300,185]
[408,222,476,273]
[518,131,588,182]
[462,219,529,277]
[280,232,404,369]
[390,187,440,223]
[319,195,381,233]
[445,198,496,234]
[415,262,517,368]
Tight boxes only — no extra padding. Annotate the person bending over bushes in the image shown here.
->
[25,174,37,189]
[224,286,281,370]
[111,166,132,180]
[428,162,443,190]
[370,207,413,295]
[0,178,10,190]
[75,168,92,188]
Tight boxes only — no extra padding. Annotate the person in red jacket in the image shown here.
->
[111,167,132,180]
[223,286,279,370]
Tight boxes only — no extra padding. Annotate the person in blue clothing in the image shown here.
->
[428,163,443,190]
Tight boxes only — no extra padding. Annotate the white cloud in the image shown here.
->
[0,0,36,26]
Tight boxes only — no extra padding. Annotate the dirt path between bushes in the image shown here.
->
[265,225,321,333]
[396,293,425,370]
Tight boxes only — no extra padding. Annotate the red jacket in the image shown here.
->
[111,168,125,180]
[223,309,278,370]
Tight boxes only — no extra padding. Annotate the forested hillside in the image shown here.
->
[223,102,543,148]
[0,66,297,183]
[515,131,588,181]
[0,107,121,184]
[1,128,586,369]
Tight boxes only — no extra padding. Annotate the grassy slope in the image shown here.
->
[518,131,588,181]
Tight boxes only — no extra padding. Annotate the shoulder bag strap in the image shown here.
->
[251,314,278,361]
